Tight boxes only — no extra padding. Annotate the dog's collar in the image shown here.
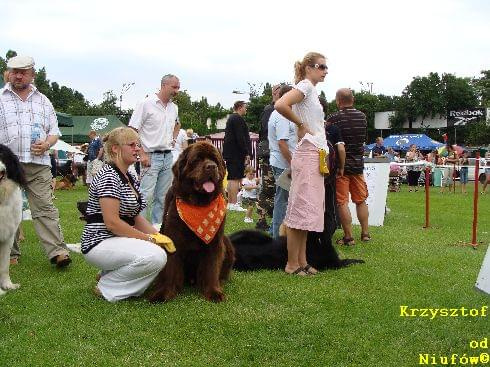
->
[176,194,226,244]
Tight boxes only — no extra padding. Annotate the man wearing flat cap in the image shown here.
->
[0,55,72,268]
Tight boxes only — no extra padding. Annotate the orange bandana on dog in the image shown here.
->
[176,194,226,244]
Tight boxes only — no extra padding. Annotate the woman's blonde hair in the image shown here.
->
[102,127,139,163]
[294,52,326,84]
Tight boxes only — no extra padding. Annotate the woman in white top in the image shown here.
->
[275,52,329,276]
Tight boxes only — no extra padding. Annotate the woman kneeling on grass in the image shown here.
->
[275,51,329,276]
[80,127,174,302]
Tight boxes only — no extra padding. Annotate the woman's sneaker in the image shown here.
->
[244,217,253,223]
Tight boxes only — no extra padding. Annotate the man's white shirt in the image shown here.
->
[129,94,178,152]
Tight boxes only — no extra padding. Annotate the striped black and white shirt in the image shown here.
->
[80,164,146,254]
[327,108,367,175]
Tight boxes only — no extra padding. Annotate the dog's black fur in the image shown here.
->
[77,201,88,221]
[230,230,364,271]
[230,174,365,271]
[0,144,26,187]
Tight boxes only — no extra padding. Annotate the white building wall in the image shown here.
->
[374,111,394,130]
[375,111,448,129]
[405,114,447,129]
[216,116,228,130]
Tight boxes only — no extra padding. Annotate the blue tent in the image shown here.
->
[377,134,444,151]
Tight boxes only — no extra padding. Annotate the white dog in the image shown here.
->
[0,144,25,295]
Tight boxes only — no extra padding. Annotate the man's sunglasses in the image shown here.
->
[311,63,328,71]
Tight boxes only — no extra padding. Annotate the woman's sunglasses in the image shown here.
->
[311,63,328,71]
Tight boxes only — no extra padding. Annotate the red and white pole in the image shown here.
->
[471,152,480,247]
[424,165,430,228]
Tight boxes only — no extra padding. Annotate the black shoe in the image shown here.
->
[50,254,72,268]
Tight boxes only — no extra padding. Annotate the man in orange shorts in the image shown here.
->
[326,88,370,245]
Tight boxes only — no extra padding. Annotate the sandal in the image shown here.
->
[361,233,372,242]
[286,267,308,276]
[302,264,318,275]
[335,237,355,246]
[50,253,72,268]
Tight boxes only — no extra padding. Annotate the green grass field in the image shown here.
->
[1,184,489,366]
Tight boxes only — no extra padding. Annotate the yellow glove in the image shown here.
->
[149,233,176,253]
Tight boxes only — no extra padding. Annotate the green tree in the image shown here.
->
[0,50,17,74]
[350,91,380,141]
[173,91,227,136]
[34,67,52,98]
[443,73,478,111]
[391,72,479,142]
[88,91,120,116]
[466,121,490,146]
[243,83,273,133]
[472,70,490,107]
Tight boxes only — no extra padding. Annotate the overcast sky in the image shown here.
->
[3,0,489,110]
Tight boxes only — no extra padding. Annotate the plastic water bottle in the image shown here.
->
[31,122,41,144]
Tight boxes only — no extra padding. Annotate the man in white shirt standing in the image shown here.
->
[129,74,181,226]
[268,85,297,239]
[0,55,71,268]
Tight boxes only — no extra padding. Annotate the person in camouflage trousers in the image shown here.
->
[255,84,282,230]
[256,157,275,229]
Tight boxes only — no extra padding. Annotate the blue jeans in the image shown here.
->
[139,152,174,224]
[459,167,468,184]
[271,166,289,239]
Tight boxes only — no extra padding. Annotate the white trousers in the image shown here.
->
[84,237,167,302]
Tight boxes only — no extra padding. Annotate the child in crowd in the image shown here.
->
[440,145,459,194]
[459,151,469,194]
[241,166,260,223]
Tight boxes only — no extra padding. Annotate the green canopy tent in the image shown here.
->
[56,112,74,127]
[59,115,126,144]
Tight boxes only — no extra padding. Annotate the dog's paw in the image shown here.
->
[204,289,225,303]
[0,280,20,291]
[148,289,177,303]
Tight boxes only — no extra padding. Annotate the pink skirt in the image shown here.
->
[283,140,324,232]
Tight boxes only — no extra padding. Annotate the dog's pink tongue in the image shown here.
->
[203,181,215,193]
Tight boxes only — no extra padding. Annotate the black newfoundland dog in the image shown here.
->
[148,142,235,302]
[230,173,364,271]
